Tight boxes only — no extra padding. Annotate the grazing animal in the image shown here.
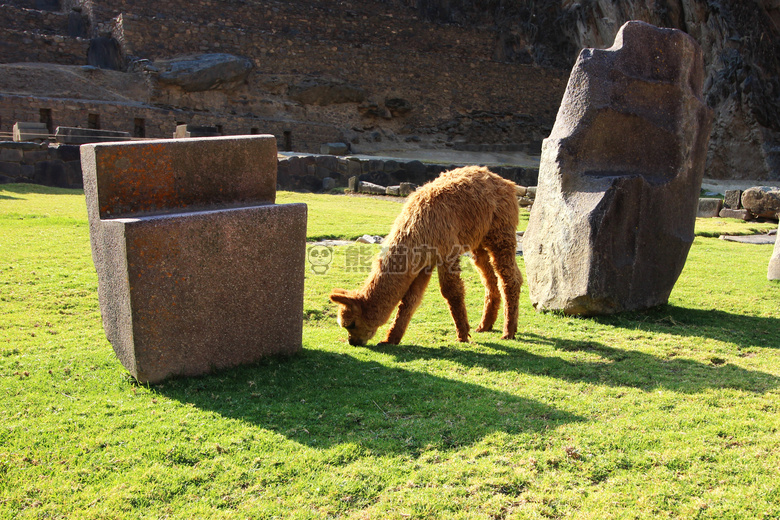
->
[330,165,523,346]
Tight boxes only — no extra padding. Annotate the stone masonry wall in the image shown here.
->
[0,93,342,153]
[0,28,89,65]
[0,140,540,193]
[0,141,82,188]
[0,0,566,155]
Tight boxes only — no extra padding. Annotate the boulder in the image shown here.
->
[524,21,713,316]
[741,187,780,220]
[155,54,253,92]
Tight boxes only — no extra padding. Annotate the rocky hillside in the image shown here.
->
[398,0,780,180]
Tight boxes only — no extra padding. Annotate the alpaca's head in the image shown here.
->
[329,289,378,346]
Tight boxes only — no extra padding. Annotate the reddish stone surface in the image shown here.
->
[89,136,278,219]
[82,135,306,383]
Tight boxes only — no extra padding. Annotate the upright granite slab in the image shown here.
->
[524,21,713,315]
[769,225,780,281]
[82,136,307,383]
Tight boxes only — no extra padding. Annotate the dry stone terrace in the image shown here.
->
[0,0,566,155]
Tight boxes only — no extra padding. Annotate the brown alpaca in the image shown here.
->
[330,165,523,346]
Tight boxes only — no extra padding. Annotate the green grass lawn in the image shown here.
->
[1,183,779,519]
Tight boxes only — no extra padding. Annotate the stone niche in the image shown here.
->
[81,136,307,383]
[524,21,713,315]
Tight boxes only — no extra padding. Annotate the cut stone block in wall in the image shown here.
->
[55,127,132,145]
[81,136,307,383]
[13,122,49,142]
[524,21,713,315]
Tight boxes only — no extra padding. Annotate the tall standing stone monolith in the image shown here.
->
[524,21,713,315]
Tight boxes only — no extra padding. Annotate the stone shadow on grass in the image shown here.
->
[0,183,81,196]
[155,347,583,455]
[591,305,780,351]
[370,334,780,395]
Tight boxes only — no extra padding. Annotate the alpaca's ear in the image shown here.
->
[329,289,356,307]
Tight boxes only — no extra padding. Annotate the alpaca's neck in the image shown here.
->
[357,250,417,325]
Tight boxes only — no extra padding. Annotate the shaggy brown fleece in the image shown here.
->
[330,165,523,346]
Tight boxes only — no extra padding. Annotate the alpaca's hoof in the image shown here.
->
[475,325,493,333]
[500,332,516,340]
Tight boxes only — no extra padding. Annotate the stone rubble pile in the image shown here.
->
[718,187,780,221]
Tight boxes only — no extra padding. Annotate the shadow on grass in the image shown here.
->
[156,348,584,455]
[592,305,780,351]
[0,183,82,196]
[370,333,780,395]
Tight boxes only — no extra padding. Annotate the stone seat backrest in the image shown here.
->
[85,135,277,220]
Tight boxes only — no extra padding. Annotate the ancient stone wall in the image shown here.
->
[0,4,71,34]
[0,92,342,153]
[0,0,567,154]
[277,153,539,192]
[0,141,82,188]
[0,137,540,193]
[0,28,89,65]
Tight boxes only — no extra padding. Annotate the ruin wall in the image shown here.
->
[0,28,89,65]
[0,93,342,153]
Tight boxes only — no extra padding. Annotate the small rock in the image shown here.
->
[322,177,336,191]
[386,185,401,196]
[356,234,384,244]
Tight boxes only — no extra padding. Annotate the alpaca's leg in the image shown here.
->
[485,232,523,340]
[472,245,501,332]
[383,269,433,345]
[437,262,470,342]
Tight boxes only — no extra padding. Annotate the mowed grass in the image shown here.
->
[1,183,779,519]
